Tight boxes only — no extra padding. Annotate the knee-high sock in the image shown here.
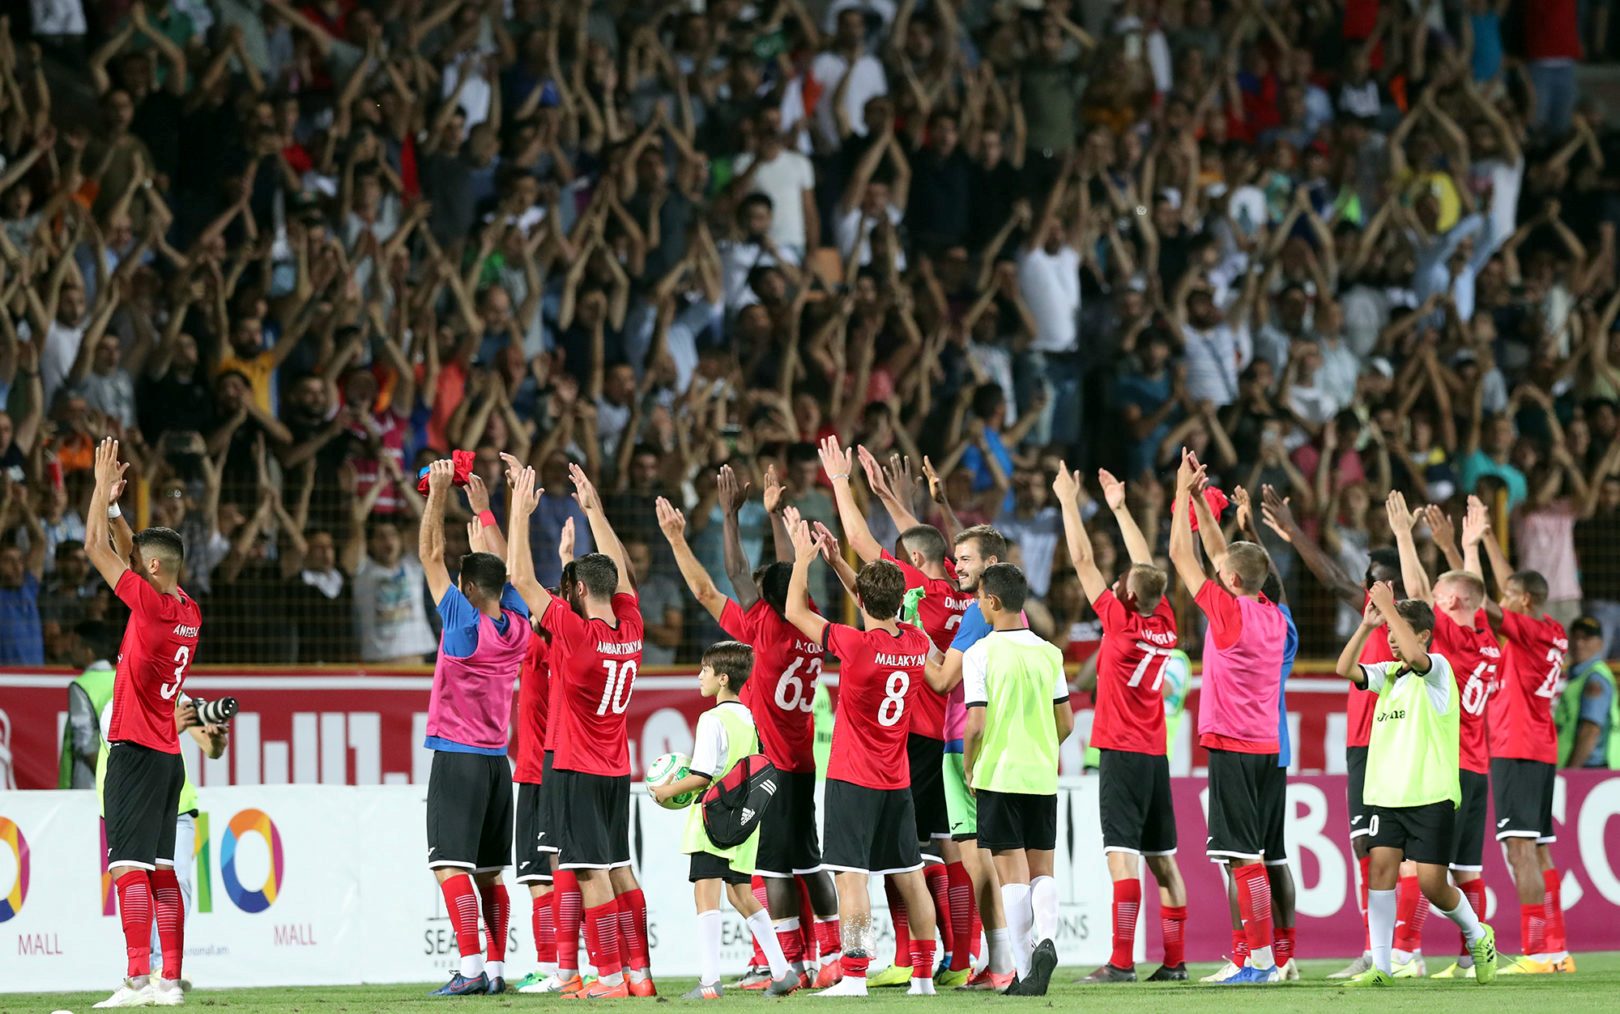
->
[970,893,983,961]
[1436,892,1484,948]
[439,874,485,978]
[1160,904,1187,967]
[1520,902,1548,957]
[923,863,951,956]
[1273,925,1295,966]
[478,880,510,977]
[697,910,722,986]
[946,862,974,970]
[617,888,650,972]
[1369,888,1396,974]
[1232,864,1276,968]
[774,916,806,972]
[585,900,623,979]
[553,870,582,974]
[114,869,154,979]
[748,909,791,979]
[151,867,184,981]
[1543,869,1567,954]
[1000,883,1033,978]
[796,877,817,961]
[910,939,937,982]
[885,879,911,966]
[534,891,556,966]
[815,916,842,966]
[1030,876,1058,943]
[1359,854,1372,951]
[1110,878,1141,969]
[1393,874,1428,957]
[1457,880,1487,959]
[749,876,770,968]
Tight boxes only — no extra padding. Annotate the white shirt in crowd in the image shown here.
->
[1181,322,1250,407]
[810,52,887,150]
[42,318,87,408]
[1016,246,1081,353]
[352,555,436,662]
[731,150,817,253]
[719,239,802,310]
[835,206,906,272]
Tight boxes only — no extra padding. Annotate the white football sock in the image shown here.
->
[988,928,1014,975]
[1438,897,1484,946]
[698,910,722,986]
[749,909,791,979]
[1000,883,1033,978]
[1030,876,1058,942]
[460,953,486,978]
[1369,889,1396,975]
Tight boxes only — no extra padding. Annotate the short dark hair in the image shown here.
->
[898,524,949,567]
[133,527,185,566]
[1395,598,1435,636]
[459,551,508,601]
[954,525,1006,562]
[980,563,1028,612]
[1510,570,1550,608]
[786,442,820,467]
[758,561,792,615]
[1366,547,1403,593]
[574,552,620,599]
[855,559,907,619]
[738,193,773,218]
[971,382,1004,420]
[55,539,86,560]
[703,640,755,693]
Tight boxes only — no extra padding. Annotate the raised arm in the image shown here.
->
[84,438,131,589]
[568,462,633,593]
[464,473,507,562]
[1335,600,1382,688]
[1259,483,1366,606]
[1167,449,1208,597]
[419,459,454,605]
[505,466,553,616]
[1053,463,1108,604]
[783,518,829,644]
[819,434,881,562]
[1386,490,1433,603]
[655,496,729,622]
[716,464,760,611]
[762,463,793,563]
[1098,468,1153,565]
[857,445,923,534]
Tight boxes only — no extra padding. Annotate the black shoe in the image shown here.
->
[1022,940,1057,997]
[487,976,507,995]
[1080,963,1137,983]
[1146,963,1189,982]
[1002,973,1022,996]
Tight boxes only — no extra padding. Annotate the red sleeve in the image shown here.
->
[1094,589,1126,632]
[823,622,857,661]
[942,557,958,581]
[115,569,159,614]
[880,548,928,590]
[612,592,644,637]
[541,596,588,650]
[1195,581,1244,650]
[718,598,752,642]
[1498,609,1530,644]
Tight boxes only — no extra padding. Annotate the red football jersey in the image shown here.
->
[721,598,822,773]
[823,621,931,791]
[1432,608,1500,774]
[1488,610,1567,764]
[513,628,551,783]
[1348,592,1393,748]
[882,551,968,741]
[541,593,644,777]
[108,571,201,753]
[1089,591,1178,755]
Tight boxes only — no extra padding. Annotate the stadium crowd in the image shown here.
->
[1,0,1619,678]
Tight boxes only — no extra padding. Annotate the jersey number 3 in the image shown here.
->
[161,646,190,700]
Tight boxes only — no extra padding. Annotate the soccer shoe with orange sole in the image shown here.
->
[1498,955,1555,975]
[627,976,657,997]
[813,959,844,988]
[961,969,1014,991]
[552,974,586,996]
[1553,953,1576,973]
[566,978,630,999]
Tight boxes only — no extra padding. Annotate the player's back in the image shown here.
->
[1489,609,1567,763]
[108,571,201,753]
[824,621,931,790]
[1092,590,1177,754]
[724,598,822,773]
[1433,608,1500,773]
[1196,587,1286,747]
[885,551,969,739]
[428,586,532,751]
[545,593,644,776]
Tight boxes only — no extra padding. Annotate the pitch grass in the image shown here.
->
[18,955,1620,1014]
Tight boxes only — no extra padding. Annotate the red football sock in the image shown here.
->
[970,897,982,961]
[1110,878,1141,969]
[1359,854,1372,950]
[1520,902,1548,956]
[796,878,817,960]
[816,917,842,964]
[777,918,806,967]
[885,879,911,965]
[1458,880,1487,955]
[909,939,936,980]
[477,881,509,963]
[842,953,870,979]
[1274,925,1295,965]
[1394,875,1427,953]
[750,877,770,967]
[1160,905,1187,967]
[924,864,951,957]
[618,888,650,970]
[586,900,623,976]
[439,874,483,958]
[151,867,184,981]
[534,891,556,964]
[1231,928,1249,966]
[946,862,973,971]
[1543,869,1567,953]
[1233,864,1275,958]
[553,870,582,973]
[114,869,153,978]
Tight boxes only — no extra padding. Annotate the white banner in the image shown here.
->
[0,781,1117,991]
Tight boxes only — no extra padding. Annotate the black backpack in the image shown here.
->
[701,753,780,849]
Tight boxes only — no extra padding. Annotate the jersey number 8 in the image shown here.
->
[877,671,910,727]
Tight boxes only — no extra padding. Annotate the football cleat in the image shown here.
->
[93,978,154,1008]
[1220,964,1280,984]
[567,978,631,999]
[1430,961,1476,979]
[1200,959,1243,983]
[150,978,185,1006]
[429,972,490,996]
[487,976,507,995]
[812,959,844,989]
[737,966,773,990]
[1279,958,1301,981]
[960,968,1013,991]
[512,971,550,992]
[683,981,724,1000]
[1391,955,1427,978]
[1328,953,1374,979]
[1146,963,1189,982]
[765,971,802,996]
[1080,963,1137,983]
[934,966,970,988]
[1555,954,1577,973]
[1014,939,1057,996]
[1471,924,1498,984]
[867,963,913,988]
[1345,967,1394,987]
[906,977,937,995]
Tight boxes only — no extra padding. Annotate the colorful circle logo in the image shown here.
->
[220,809,283,913]
[0,817,28,922]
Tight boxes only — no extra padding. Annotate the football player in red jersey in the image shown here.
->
[652,466,841,990]
[1386,495,1501,978]
[781,518,939,996]
[85,437,202,1009]
[1260,486,1409,978]
[1464,496,1572,974]
[1054,466,1190,983]
[507,465,654,999]
[821,437,964,986]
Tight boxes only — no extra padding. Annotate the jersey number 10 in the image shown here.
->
[596,660,637,716]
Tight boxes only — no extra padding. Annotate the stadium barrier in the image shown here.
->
[2,773,1620,990]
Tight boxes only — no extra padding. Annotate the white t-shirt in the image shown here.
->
[352,555,436,662]
[835,206,906,271]
[732,150,817,252]
[1181,322,1249,407]
[1358,653,1455,716]
[962,628,1071,707]
[42,319,88,408]
[810,52,887,149]
[689,700,756,778]
[1016,246,1081,353]
[719,240,801,309]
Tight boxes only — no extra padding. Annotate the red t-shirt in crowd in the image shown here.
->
[108,571,201,753]
[1432,608,1500,775]
[1525,0,1581,61]
[1089,590,1178,756]
[822,621,930,791]
[881,550,968,740]
[721,598,823,773]
[1488,610,1568,764]
[513,628,550,784]
[541,593,644,776]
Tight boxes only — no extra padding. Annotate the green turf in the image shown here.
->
[17,955,1620,1013]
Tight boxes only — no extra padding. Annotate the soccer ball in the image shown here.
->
[646,752,698,810]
